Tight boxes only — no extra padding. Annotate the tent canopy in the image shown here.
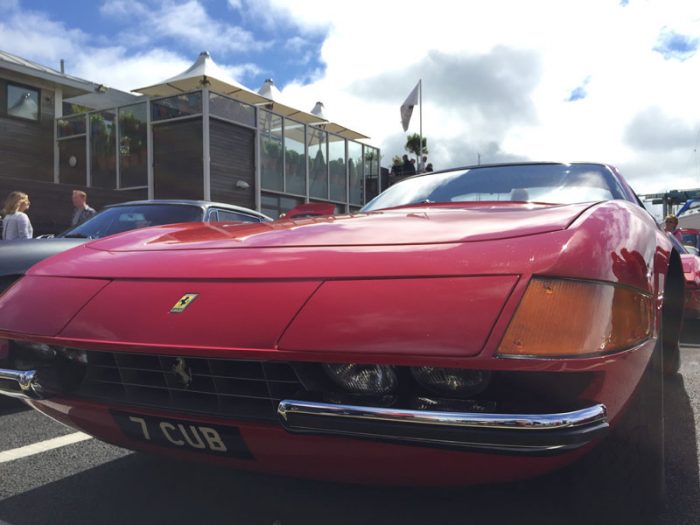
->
[257,79,327,125]
[308,102,369,140]
[134,52,369,140]
[133,51,269,105]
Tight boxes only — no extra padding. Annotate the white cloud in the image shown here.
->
[262,0,700,194]
[4,0,700,195]
[102,0,272,55]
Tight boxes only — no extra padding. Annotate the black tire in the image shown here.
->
[566,335,665,523]
[663,339,681,376]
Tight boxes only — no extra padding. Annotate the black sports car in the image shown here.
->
[0,200,271,294]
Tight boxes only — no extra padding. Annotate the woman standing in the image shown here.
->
[2,191,33,240]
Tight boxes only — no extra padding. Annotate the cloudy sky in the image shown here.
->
[3,0,700,195]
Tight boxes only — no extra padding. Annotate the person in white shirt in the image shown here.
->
[2,191,33,240]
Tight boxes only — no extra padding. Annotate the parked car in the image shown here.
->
[668,233,700,318]
[0,200,271,294]
[0,163,683,518]
[679,227,700,253]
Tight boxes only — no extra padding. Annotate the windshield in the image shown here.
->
[61,204,203,239]
[362,163,628,212]
[669,233,691,255]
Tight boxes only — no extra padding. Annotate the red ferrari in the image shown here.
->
[668,233,700,318]
[0,162,683,515]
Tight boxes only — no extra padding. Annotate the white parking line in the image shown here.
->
[0,432,92,463]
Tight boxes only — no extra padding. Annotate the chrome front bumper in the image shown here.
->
[0,368,45,399]
[277,400,608,453]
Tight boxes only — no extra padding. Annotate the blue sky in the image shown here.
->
[6,0,328,89]
[3,0,700,195]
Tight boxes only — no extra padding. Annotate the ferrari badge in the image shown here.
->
[170,293,199,313]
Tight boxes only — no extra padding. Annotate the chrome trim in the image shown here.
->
[0,368,44,400]
[277,400,608,453]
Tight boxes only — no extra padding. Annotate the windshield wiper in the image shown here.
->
[62,233,93,239]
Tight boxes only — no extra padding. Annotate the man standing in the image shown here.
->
[71,190,96,227]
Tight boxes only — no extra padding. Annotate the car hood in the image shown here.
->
[0,238,88,276]
[84,202,596,252]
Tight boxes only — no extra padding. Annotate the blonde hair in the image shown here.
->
[3,191,29,216]
[73,190,87,200]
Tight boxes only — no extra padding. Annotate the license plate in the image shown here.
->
[112,411,254,459]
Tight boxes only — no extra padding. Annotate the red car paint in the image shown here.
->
[0,163,677,485]
[680,253,700,318]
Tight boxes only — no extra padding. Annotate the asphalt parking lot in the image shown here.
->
[1,330,698,525]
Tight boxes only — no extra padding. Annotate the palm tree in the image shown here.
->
[405,133,428,164]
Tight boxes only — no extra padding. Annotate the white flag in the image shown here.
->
[400,81,420,132]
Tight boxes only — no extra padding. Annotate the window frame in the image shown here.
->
[5,81,41,122]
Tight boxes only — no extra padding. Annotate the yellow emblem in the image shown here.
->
[170,293,198,313]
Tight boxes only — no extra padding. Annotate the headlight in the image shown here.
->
[498,277,653,358]
[323,363,398,394]
[411,367,491,397]
[13,341,57,360]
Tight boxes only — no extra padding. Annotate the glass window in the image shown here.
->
[329,134,347,202]
[284,119,306,195]
[59,137,86,185]
[7,84,39,121]
[61,204,204,239]
[212,209,263,223]
[210,93,255,127]
[57,114,87,137]
[90,110,117,189]
[118,103,147,188]
[62,101,91,116]
[151,92,202,121]
[261,193,303,219]
[309,127,328,199]
[260,110,283,191]
[365,147,380,203]
[348,141,364,205]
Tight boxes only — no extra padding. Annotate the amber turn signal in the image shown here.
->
[498,278,653,358]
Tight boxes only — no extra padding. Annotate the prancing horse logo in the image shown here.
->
[172,357,193,388]
[170,293,198,313]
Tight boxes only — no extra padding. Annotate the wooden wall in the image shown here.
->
[152,119,204,200]
[210,119,255,209]
[0,72,55,182]
[0,176,147,236]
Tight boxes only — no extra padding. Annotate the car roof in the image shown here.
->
[103,200,272,220]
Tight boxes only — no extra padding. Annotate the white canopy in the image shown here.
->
[308,101,369,141]
[134,52,369,140]
[133,51,269,105]
[256,79,327,125]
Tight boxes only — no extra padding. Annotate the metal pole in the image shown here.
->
[53,87,61,183]
[254,107,261,211]
[115,108,120,189]
[202,87,211,201]
[85,113,91,188]
[146,99,154,199]
[419,79,423,172]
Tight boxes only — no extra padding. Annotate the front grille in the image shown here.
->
[73,350,304,421]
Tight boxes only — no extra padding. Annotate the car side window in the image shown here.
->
[213,209,262,223]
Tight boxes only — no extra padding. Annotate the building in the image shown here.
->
[0,50,380,234]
